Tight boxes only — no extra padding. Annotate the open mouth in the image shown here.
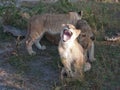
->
[62,29,73,42]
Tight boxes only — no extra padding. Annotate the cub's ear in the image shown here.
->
[78,11,83,17]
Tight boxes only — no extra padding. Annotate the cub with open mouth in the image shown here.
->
[62,27,73,42]
[58,24,91,82]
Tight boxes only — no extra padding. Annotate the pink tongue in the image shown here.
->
[63,34,70,42]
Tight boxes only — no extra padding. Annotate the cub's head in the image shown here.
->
[61,24,81,42]
[76,19,95,41]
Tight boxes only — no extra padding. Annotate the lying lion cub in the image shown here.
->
[25,11,82,55]
[58,24,91,81]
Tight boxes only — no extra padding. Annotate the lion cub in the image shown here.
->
[76,19,96,62]
[58,24,91,81]
[25,11,82,55]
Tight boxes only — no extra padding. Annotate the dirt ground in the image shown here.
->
[0,40,60,90]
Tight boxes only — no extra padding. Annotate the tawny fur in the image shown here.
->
[58,24,91,81]
[76,19,96,62]
[26,12,82,55]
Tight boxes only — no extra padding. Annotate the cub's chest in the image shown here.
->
[60,44,82,59]
[60,46,75,61]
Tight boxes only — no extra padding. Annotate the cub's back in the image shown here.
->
[28,12,79,33]
[43,14,70,32]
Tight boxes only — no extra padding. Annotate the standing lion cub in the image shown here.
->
[25,11,82,55]
[58,24,91,81]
